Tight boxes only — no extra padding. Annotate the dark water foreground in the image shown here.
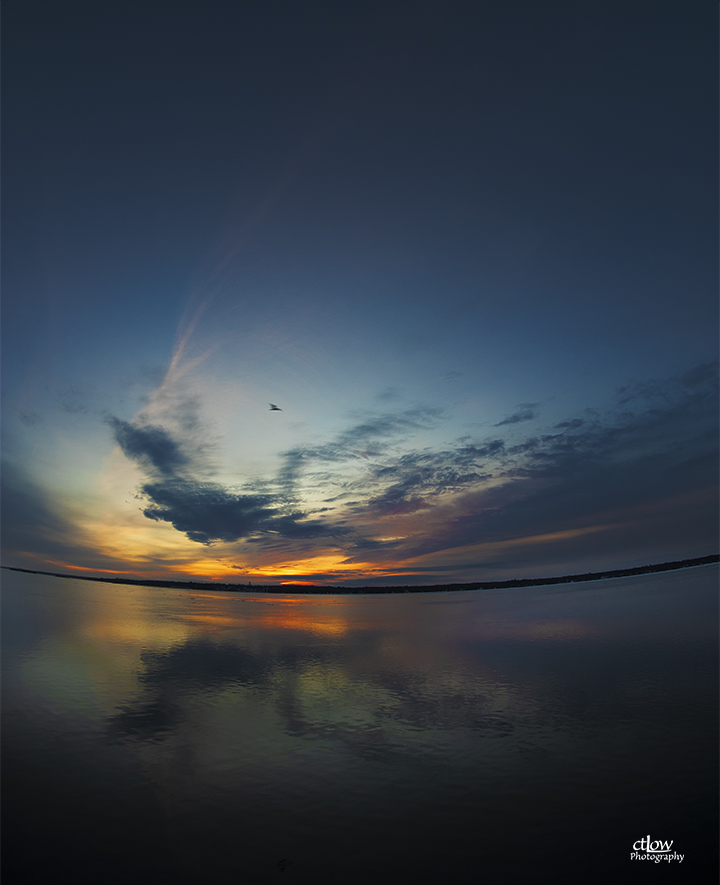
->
[3,565,718,883]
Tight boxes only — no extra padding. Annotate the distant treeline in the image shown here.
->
[2,554,718,595]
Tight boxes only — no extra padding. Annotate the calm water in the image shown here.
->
[3,566,718,883]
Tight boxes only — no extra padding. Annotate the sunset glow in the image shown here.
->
[3,2,716,587]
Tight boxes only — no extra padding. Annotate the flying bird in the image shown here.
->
[269,403,282,411]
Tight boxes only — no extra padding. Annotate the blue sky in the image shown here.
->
[2,1,717,584]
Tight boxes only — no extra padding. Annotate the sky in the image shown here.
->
[2,1,717,586]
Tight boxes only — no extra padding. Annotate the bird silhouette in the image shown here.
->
[269,403,282,411]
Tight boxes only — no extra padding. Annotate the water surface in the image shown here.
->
[3,566,717,882]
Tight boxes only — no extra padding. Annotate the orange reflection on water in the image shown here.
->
[179,596,354,637]
[258,611,349,636]
[180,613,249,630]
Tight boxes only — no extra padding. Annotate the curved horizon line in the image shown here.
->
[2,554,717,595]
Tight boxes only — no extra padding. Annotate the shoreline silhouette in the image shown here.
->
[2,554,717,595]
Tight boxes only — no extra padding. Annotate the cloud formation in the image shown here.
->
[141,481,328,545]
[108,413,335,545]
[103,362,717,576]
[362,361,719,569]
[494,404,539,426]
[108,418,190,477]
[357,441,503,516]
[276,407,444,498]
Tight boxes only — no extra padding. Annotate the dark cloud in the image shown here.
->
[108,413,339,544]
[108,417,190,477]
[396,362,719,565]
[494,404,539,426]
[138,478,335,546]
[142,481,272,543]
[615,360,718,408]
[554,418,584,430]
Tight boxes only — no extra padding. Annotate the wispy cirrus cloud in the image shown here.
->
[275,406,444,497]
[354,440,503,516]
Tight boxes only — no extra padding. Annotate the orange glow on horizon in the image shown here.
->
[44,559,151,578]
[23,512,623,589]
[242,554,362,577]
[169,553,406,583]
